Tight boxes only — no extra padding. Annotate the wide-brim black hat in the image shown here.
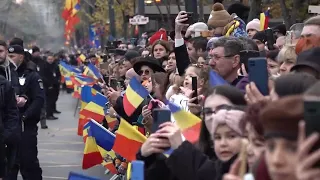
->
[133,56,165,73]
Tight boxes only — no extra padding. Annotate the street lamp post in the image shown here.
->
[137,0,145,36]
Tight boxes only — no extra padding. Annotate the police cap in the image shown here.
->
[8,45,25,55]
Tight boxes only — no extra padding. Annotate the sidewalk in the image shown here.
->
[32,91,112,180]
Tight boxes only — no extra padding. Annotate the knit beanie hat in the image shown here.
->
[207,3,231,28]
[246,19,260,32]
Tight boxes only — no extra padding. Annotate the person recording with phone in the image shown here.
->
[137,87,246,180]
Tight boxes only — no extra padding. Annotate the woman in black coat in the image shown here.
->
[136,85,247,180]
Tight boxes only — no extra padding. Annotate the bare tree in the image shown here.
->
[247,0,262,22]
[165,0,173,30]
[155,2,166,26]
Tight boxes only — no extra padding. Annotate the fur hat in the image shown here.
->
[259,95,303,140]
[186,22,209,38]
[207,3,231,28]
[246,19,260,32]
[148,29,168,45]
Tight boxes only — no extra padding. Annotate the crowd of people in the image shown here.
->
[1,1,320,180]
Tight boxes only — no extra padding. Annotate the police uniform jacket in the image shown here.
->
[32,56,46,79]
[16,60,45,124]
[43,61,60,90]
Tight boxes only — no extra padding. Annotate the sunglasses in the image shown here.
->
[138,69,150,76]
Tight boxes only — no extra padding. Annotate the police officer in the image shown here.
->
[53,57,61,114]
[31,46,48,129]
[7,45,44,180]
[43,54,59,120]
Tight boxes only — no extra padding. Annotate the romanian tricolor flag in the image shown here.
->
[168,102,201,143]
[112,119,147,161]
[78,113,90,136]
[78,86,96,135]
[65,76,74,88]
[82,130,103,169]
[80,86,95,109]
[72,85,81,99]
[71,74,96,86]
[105,115,117,130]
[260,8,270,31]
[61,0,72,20]
[123,77,149,116]
[82,121,90,143]
[85,120,115,151]
[80,93,108,123]
[60,61,82,75]
[83,63,103,80]
[78,54,86,63]
[71,0,81,17]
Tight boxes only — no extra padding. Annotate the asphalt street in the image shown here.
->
[18,91,113,180]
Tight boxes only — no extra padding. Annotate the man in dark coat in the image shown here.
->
[0,40,21,177]
[0,40,19,92]
[42,54,60,120]
[31,46,48,129]
[7,44,44,180]
[0,75,20,179]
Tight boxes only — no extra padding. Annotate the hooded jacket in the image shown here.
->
[0,57,19,94]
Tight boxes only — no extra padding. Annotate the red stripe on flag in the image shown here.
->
[78,117,89,136]
[123,94,137,116]
[104,163,118,174]
[181,122,202,144]
[138,127,145,136]
[72,91,81,99]
[112,134,143,161]
[108,120,117,130]
[82,152,103,169]
[80,109,104,123]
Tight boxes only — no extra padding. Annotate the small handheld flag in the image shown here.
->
[123,77,149,116]
[209,70,228,87]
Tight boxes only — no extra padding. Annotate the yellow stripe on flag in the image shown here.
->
[173,111,201,130]
[125,85,145,108]
[117,119,147,143]
[260,13,266,31]
[84,137,100,154]
[83,102,105,116]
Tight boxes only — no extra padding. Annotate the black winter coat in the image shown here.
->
[136,141,238,180]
